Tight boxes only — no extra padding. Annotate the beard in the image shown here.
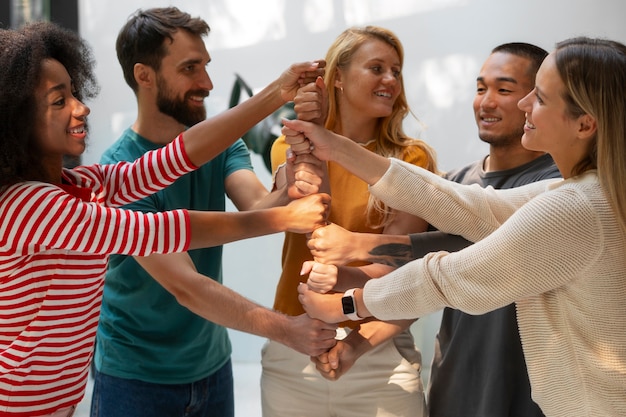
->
[156,76,207,127]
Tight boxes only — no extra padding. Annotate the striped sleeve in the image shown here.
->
[0,183,190,257]
[72,133,197,207]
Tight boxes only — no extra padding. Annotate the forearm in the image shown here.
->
[344,319,414,358]
[409,231,471,259]
[187,209,286,250]
[334,265,373,291]
[249,185,290,210]
[361,233,413,267]
[183,80,284,167]
[138,254,289,338]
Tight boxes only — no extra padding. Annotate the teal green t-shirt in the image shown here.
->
[94,128,253,383]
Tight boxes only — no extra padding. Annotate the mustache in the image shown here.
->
[186,89,210,99]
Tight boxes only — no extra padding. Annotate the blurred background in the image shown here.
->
[3,1,625,415]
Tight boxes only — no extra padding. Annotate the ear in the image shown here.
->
[134,63,155,88]
[576,113,597,142]
[333,68,343,91]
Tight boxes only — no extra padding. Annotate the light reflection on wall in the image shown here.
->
[206,0,286,48]
[202,0,468,48]
[343,0,467,25]
[420,54,477,109]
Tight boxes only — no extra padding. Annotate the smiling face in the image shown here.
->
[155,29,213,127]
[473,52,535,148]
[335,38,402,121]
[34,58,90,163]
[518,52,591,177]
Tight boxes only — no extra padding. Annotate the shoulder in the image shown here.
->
[100,129,148,164]
[445,159,483,182]
[401,143,434,169]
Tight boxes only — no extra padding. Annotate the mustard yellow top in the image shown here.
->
[270,135,430,321]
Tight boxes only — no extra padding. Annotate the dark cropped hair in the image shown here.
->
[492,42,549,83]
[0,21,99,187]
[116,7,210,93]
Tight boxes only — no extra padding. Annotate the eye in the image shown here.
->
[476,86,486,94]
[392,69,401,79]
[535,92,544,105]
[370,65,382,73]
[52,96,66,107]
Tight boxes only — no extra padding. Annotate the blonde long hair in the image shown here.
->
[323,26,438,227]
[555,37,626,235]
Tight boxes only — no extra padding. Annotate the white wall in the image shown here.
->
[78,0,626,368]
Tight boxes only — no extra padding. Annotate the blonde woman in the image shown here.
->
[262,26,437,417]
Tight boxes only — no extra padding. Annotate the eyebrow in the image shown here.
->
[45,83,69,97]
[179,57,211,67]
[476,76,519,84]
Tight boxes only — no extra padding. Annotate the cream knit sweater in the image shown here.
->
[364,159,626,417]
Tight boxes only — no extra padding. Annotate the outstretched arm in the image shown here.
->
[308,223,413,267]
[136,252,337,356]
[281,118,391,185]
[183,61,325,168]
[309,224,473,267]
[187,192,330,250]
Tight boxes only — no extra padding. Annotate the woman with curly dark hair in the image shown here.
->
[0,21,329,417]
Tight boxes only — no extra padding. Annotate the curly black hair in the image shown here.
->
[0,20,99,187]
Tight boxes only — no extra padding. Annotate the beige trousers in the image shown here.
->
[261,328,426,417]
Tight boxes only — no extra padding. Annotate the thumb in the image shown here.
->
[328,347,340,369]
[300,260,315,276]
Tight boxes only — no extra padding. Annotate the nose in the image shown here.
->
[381,69,398,85]
[480,90,497,109]
[518,90,532,112]
[72,97,90,119]
[199,69,214,92]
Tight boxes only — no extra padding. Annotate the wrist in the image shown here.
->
[342,288,363,321]
[353,288,369,319]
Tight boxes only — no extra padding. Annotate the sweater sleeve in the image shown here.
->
[363,180,603,319]
[370,158,557,242]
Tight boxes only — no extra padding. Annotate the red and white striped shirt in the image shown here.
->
[0,134,195,416]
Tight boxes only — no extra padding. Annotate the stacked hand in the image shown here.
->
[283,193,330,234]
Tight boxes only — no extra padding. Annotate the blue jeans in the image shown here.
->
[89,359,234,417]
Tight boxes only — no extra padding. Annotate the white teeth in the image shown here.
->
[525,121,536,129]
[68,127,84,134]
[190,96,204,102]
[483,118,499,122]
[375,92,391,98]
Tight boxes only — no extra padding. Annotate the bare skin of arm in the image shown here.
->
[308,223,413,268]
[282,118,391,186]
[135,252,337,356]
[186,192,330,250]
[311,318,415,380]
[181,61,325,168]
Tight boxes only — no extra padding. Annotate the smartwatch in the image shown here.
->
[341,288,362,321]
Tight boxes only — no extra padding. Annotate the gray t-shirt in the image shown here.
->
[411,153,560,417]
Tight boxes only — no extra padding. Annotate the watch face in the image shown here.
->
[342,295,356,315]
